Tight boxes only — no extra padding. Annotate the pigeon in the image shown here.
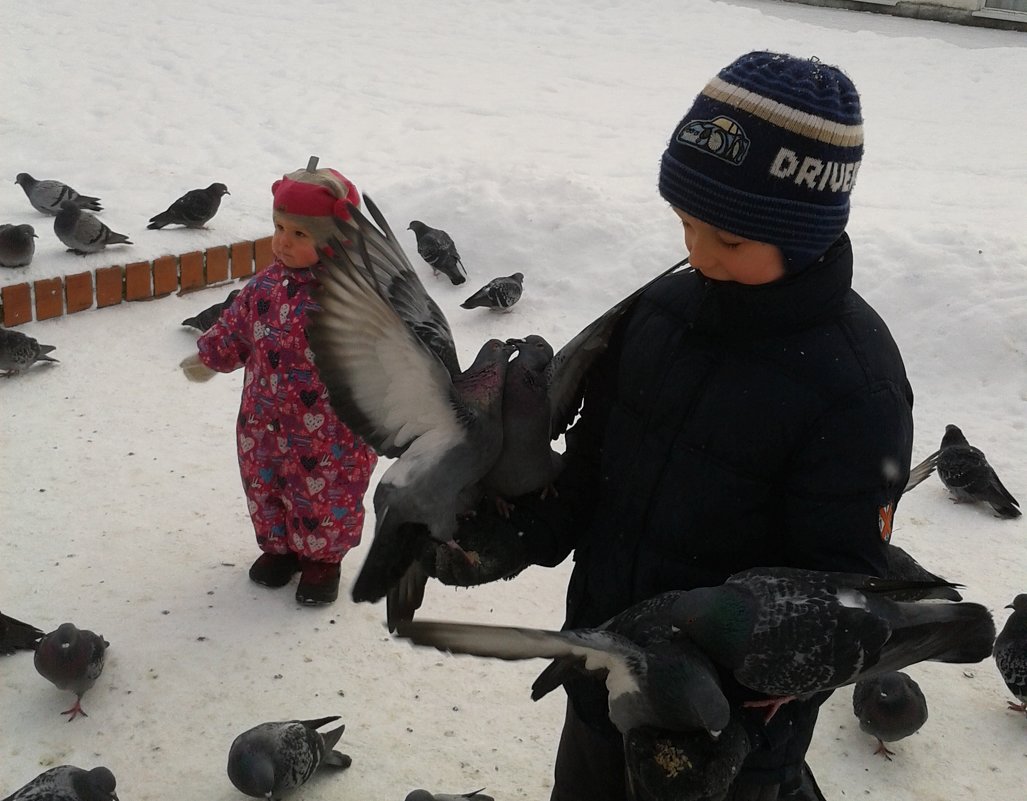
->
[1,766,118,801]
[405,791,494,801]
[148,182,230,229]
[851,671,928,759]
[54,200,132,255]
[904,449,939,493]
[182,288,242,332]
[668,566,995,721]
[407,220,467,285]
[0,610,44,655]
[14,173,102,215]
[0,223,37,267]
[993,593,1027,715]
[33,622,109,720]
[460,273,524,311]
[0,327,59,376]
[936,424,1020,518]
[883,543,963,601]
[227,716,351,799]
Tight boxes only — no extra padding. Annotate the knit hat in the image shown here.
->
[271,156,360,244]
[659,51,864,270]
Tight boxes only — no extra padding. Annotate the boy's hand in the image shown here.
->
[180,353,216,382]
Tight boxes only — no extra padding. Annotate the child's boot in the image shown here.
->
[296,559,341,605]
[248,551,301,588]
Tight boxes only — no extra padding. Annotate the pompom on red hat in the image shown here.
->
[272,156,360,223]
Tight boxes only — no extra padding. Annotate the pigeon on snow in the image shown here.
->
[851,670,928,759]
[994,593,1027,715]
[148,182,230,229]
[182,288,242,332]
[54,201,131,255]
[0,610,44,655]
[0,327,59,376]
[227,716,351,800]
[405,791,494,801]
[33,622,109,721]
[936,424,1020,518]
[407,220,467,285]
[14,173,102,215]
[0,223,37,268]
[460,272,523,311]
[882,543,962,601]
[1,766,118,801]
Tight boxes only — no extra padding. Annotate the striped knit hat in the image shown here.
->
[659,51,864,271]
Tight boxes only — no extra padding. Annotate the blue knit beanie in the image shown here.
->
[659,51,864,271]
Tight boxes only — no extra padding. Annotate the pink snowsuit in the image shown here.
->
[197,260,377,564]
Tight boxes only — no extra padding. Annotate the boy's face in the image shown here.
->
[673,209,785,285]
[272,214,319,269]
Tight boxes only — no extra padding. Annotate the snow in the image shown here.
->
[2,1,1026,799]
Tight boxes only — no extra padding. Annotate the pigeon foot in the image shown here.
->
[1006,700,1026,714]
[61,699,88,721]
[873,739,896,760]
[743,695,796,723]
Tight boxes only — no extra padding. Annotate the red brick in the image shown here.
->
[180,251,204,291]
[230,241,254,278]
[254,236,274,272]
[95,266,125,308]
[152,255,178,296]
[34,277,63,320]
[206,246,229,284]
[65,272,94,315]
[125,261,153,301]
[1,283,33,326]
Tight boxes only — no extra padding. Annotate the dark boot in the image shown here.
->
[248,552,300,588]
[296,560,341,605]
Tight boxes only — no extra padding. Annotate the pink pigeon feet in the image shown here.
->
[61,697,88,721]
[873,739,897,760]
[743,695,796,723]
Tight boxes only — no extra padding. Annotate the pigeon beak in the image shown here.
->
[505,337,524,347]
[110,793,119,801]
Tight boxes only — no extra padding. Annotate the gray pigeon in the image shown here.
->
[937,424,1020,518]
[227,716,351,800]
[852,670,928,759]
[1,766,117,801]
[14,173,102,215]
[33,622,109,720]
[994,593,1027,715]
[0,610,44,655]
[148,182,230,229]
[407,220,467,285]
[405,791,494,801]
[182,288,242,332]
[460,273,523,311]
[904,449,939,493]
[883,543,963,601]
[0,327,59,376]
[54,200,132,255]
[0,223,37,267]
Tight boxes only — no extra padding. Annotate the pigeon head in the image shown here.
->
[227,749,276,798]
[54,622,81,650]
[208,182,231,197]
[58,199,80,213]
[509,335,554,372]
[15,173,35,186]
[404,792,435,801]
[941,424,969,448]
[1007,594,1027,614]
[670,585,754,669]
[75,767,118,801]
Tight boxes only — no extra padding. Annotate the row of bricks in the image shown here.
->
[1,236,274,327]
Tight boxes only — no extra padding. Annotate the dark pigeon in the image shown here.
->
[0,327,59,376]
[405,791,494,801]
[1,766,117,801]
[148,182,230,229]
[227,716,351,799]
[852,670,928,759]
[0,223,37,268]
[182,288,242,332]
[937,424,1020,518]
[994,593,1027,716]
[33,622,109,720]
[883,543,963,601]
[407,220,467,285]
[54,201,131,255]
[0,610,44,655]
[460,273,523,311]
[14,173,102,215]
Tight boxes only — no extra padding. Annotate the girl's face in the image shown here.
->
[272,215,319,269]
[673,208,786,285]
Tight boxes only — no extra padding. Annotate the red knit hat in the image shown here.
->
[271,157,360,222]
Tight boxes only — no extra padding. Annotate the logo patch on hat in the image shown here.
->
[676,116,750,165]
[878,502,894,543]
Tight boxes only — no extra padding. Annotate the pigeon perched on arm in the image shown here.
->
[851,671,928,759]
[227,716,351,800]
[405,790,494,801]
[993,593,1027,715]
[0,223,37,267]
[407,220,467,285]
[181,288,242,332]
[148,182,230,229]
[0,610,44,655]
[14,173,102,215]
[1,766,118,801]
[33,622,109,720]
[936,424,1020,518]
[460,273,523,311]
[0,328,58,376]
[54,201,131,255]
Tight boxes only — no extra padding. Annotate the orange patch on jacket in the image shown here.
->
[878,503,894,543]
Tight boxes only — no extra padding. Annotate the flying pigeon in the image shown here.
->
[936,424,1020,518]
[227,716,351,800]
[14,173,102,215]
[407,220,467,285]
[993,593,1027,715]
[1,766,118,801]
[851,671,928,759]
[148,182,230,229]
[33,622,109,721]
[669,567,994,721]
[405,791,495,801]
[0,223,37,268]
[54,201,131,255]
[182,288,242,332]
[460,273,523,311]
[0,610,44,655]
[0,327,59,376]
[883,543,963,601]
